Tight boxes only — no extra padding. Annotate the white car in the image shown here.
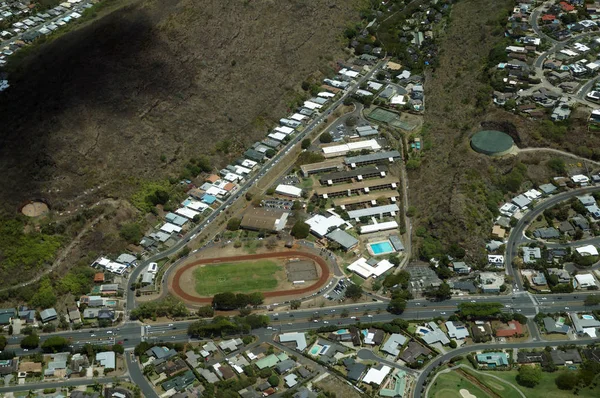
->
[168,323,173,327]
[313,320,319,323]
[90,334,96,337]
[350,316,356,319]
[565,307,570,310]
[107,331,113,334]
[367,315,373,318]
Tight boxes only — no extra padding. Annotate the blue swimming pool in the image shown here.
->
[582,315,595,320]
[369,241,394,255]
[334,329,349,335]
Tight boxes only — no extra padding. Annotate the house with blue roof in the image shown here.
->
[202,194,216,205]
[476,352,509,368]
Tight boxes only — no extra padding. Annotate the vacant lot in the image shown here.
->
[193,260,282,296]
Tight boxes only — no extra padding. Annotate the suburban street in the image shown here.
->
[505,185,600,290]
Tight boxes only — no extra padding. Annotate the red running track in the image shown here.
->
[171,251,331,304]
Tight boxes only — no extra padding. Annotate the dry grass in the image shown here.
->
[407,0,562,260]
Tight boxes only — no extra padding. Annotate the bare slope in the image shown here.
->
[0,0,361,209]
[408,0,518,260]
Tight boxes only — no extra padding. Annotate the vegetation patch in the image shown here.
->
[193,260,282,296]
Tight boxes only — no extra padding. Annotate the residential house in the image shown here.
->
[476,352,509,367]
[533,227,560,239]
[445,321,470,340]
[399,341,431,364]
[0,359,17,375]
[40,308,58,323]
[550,349,582,365]
[496,320,524,338]
[451,262,471,274]
[522,247,541,264]
[381,334,408,357]
[343,358,367,382]
[0,308,16,325]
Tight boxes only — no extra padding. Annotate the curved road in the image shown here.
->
[414,337,596,397]
[505,185,600,290]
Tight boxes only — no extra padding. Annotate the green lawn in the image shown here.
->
[427,369,489,398]
[490,369,600,398]
[193,260,282,296]
[461,368,522,398]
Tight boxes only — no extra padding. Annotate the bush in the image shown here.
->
[449,340,457,349]
[555,372,578,390]
[301,139,311,149]
[320,132,333,143]
[226,218,241,231]
[291,221,310,239]
[268,375,280,387]
[517,365,541,388]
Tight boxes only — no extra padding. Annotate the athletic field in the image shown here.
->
[193,260,282,296]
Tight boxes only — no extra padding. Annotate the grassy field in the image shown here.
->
[461,368,522,398]
[428,369,490,398]
[193,260,282,296]
[490,370,600,398]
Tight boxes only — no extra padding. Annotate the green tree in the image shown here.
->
[20,334,40,349]
[427,282,452,301]
[226,218,241,231]
[112,344,125,354]
[268,375,280,387]
[584,295,600,306]
[320,132,333,143]
[449,340,457,348]
[547,158,566,174]
[345,284,363,301]
[0,336,6,350]
[265,149,276,158]
[290,300,301,310]
[301,139,311,149]
[387,298,407,315]
[30,278,56,309]
[516,365,541,388]
[212,292,239,310]
[555,371,578,390]
[119,223,143,243]
[197,306,215,317]
[41,336,69,353]
[248,292,264,306]
[291,221,310,239]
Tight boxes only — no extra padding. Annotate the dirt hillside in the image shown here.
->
[0,0,362,209]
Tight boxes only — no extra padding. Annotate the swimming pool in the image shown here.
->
[416,326,430,335]
[105,300,117,306]
[369,241,395,255]
[582,315,595,320]
[334,329,349,335]
[310,345,322,355]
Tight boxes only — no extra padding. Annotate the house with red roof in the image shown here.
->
[560,2,575,12]
[495,320,524,337]
[541,14,556,22]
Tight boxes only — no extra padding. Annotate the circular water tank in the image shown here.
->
[470,130,514,156]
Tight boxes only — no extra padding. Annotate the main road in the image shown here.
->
[505,185,600,290]
[125,58,387,312]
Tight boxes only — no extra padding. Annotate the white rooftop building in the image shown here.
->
[347,258,395,279]
[576,245,599,256]
[305,214,346,237]
[575,273,596,288]
[275,184,302,198]
[360,221,399,234]
[362,364,391,385]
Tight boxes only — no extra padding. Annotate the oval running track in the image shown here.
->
[171,250,331,304]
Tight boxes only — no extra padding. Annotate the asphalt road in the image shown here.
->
[125,58,387,312]
[505,186,600,290]
[0,376,127,394]
[125,350,159,398]
[414,337,597,398]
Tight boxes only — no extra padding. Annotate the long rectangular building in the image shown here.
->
[318,166,387,185]
[333,191,398,208]
[314,176,398,198]
[347,204,399,220]
[344,150,402,167]
[322,139,381,158]
[300,159,344,177]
